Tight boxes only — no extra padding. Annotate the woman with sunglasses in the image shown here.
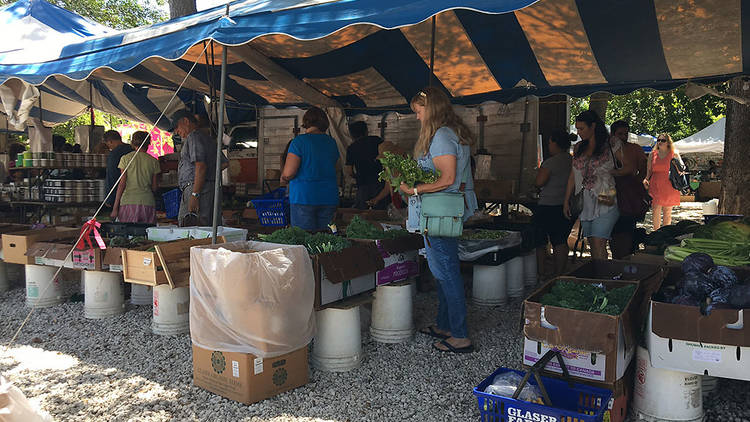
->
[400,87,476,354]
[643,133,682,230]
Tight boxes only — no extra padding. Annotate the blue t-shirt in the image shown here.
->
[287,133,340,205]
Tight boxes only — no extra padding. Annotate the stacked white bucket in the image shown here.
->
[370,280,415,343]
[25,265,65,308]
[633,346,704,422]
[152,284,190,335]
[0,259,8,294]
[473,252,536,306]
[311,306,362,372]
[83,271,125,319]
[130,284,153,306]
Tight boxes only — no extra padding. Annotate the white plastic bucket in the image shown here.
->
[83,271,125,319]
[506,256,524,298]
[311,306,362,372]
[370,282,414,343]
[633,346,704,422]
[0,260,8,294]
[25,264,64,308]
[472,264,507,306]
[523,252,537,287]
[130,284,153,306]
[152,285,190,335]
[701,199,719,216]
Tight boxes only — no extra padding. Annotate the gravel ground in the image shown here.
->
[0,202,747,422]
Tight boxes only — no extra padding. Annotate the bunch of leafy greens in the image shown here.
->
[258,227,351,254]
[540,280,636,315]
[345,216,409,240]
[108,236,150,248]
[378,152,439,191]
[461,230,509,240]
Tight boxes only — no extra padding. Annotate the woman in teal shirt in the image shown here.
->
[281,107,340,230]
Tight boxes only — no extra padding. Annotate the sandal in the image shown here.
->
[419,326,449,340]
[433,339,474,354]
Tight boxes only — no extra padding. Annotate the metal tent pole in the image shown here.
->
[211,38,228,244]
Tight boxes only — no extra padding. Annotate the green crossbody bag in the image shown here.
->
[418,162,470,237]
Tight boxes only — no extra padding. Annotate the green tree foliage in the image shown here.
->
[0,0,167,29]
[570,86,726,140]
[51,109,130,142]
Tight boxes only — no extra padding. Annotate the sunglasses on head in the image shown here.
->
[657,138,667,143]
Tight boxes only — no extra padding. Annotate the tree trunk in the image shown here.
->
[719,78,750,215]
[589,92,612,121]
[168,0,197,19]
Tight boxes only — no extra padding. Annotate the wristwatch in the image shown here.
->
[191,192,200,198]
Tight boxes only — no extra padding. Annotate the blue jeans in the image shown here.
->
[424,236,468,338]
[290,204,337,231]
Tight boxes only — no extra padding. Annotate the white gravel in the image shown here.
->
[0,241,747,421]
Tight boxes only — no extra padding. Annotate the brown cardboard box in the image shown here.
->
[312,243,384,309]
[192,344,308,405]
[3,227,79,264]
[523,277,656,383]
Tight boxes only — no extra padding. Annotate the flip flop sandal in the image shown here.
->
[419,326,449,340]
[433,339,475,354]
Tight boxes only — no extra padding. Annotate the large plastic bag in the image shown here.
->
[190,241,315,358]
[0,375,52,422]
[458,231,522,261]
[483,372,543,403]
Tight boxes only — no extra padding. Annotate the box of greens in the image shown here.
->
[523,276,651,384]
[257,227,384,308]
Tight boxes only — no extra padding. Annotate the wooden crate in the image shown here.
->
[122,237,222,288]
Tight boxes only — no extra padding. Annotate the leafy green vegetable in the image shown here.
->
[345,215,409,240]
[258,227,351,254]
[664,238,750,267]
[378,151,439,191]
[461,230,509,240]
[540,280,636,315]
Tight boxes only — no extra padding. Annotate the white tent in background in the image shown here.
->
[675,118,725,154]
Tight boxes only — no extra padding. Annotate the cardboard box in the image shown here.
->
[351,235,423,286]
[621,253,674,267]
[192,344,308,405]
[72,248,103,270]
[523,277,653,383]
[566,259,663,283]
[122,238,218,288]
[647,266,750,380]
[26,242,74,268]
[312,243,384,309]
[2,227,79,264]
[0,224,31,252]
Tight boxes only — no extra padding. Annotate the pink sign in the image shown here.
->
[116,121,174,158]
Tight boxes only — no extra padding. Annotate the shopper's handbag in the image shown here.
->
[669,157,690,194]
[609,144,652,221]
[567,156,589,221]
[418,162,470,237]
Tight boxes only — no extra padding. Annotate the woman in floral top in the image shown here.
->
[563,111,629,259]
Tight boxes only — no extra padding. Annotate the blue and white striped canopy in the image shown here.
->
[1,0,748,127]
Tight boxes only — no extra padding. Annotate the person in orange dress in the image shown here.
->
[643,133,682,230]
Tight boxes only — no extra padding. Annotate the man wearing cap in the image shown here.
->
[170,109,228,226]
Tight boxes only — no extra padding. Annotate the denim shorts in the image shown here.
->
[580,207,620,240]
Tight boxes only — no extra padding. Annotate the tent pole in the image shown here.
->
[38,94,43,126]
[211,39,228,244]
[429,16,436,87]
[89,82,94,151]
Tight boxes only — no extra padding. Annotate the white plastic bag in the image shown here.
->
[458,231,522,261]
[190,241,316,358]
[0,375,52,422]
[483,372,543,403]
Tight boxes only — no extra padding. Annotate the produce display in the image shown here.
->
[539,280,636,315]
[108,236,150,248]
[258,226,351,254]
[662,252,750,314]
[663,219,750,267]
[460,229,510,240]
[378,152,439,191]
[345,216,409,240]
[693,219,750,243]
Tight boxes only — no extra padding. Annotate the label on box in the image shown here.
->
[524,339,607,382]
[143,257,152,265]
[254,357,263,375]
[109,265,123,272]
[72,250,96,270]
[692,348,722,363]
[232,360,239,378]
[35,257,44,265]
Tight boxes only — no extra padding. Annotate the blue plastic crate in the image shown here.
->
[162,188,181,219]
[251,188,289,227]
[473,368,611,422]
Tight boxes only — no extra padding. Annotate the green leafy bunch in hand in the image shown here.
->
[377,151,439,192]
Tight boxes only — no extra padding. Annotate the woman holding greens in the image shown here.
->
[399,87,476,354]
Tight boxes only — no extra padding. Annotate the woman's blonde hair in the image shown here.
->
[410,87,474,157]
[656,133,674,152]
